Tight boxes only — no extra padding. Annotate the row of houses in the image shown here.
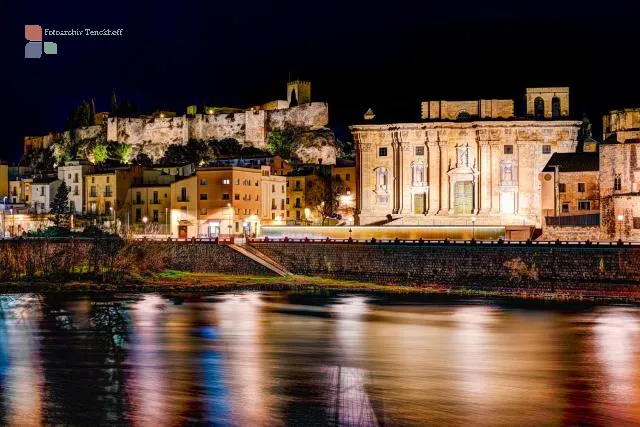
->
[0,155,356,238]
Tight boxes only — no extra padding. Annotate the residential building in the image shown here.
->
[154,163,195,177]
[128,170,175,235]
[208,152,293,176]
[260,166,287,225]
[8,178,32,205]
[58,161,93,214]
[0,163,8,198]
[195,167,263,238]
[31,177,62,214]
[84,166,143,220]
[351,87,581,235]
[286,173,309,224]
[170,175,198,238]
[539,152,600,224]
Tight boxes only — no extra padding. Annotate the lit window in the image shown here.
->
[222,179,229,185]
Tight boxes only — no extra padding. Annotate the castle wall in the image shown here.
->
[104,103,328,160]
[603,109,640,140]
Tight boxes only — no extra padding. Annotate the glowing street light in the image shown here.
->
[142,216,148,234]
[227,203,232,236]
[617,214,625,241]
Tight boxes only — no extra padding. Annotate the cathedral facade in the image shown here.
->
[350,88,582,228]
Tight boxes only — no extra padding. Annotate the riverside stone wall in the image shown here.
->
[250,242,640,289]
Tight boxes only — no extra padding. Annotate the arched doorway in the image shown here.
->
[551,97,561,118]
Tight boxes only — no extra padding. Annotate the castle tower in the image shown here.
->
[287,81,311,107]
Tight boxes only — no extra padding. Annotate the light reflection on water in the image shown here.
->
[0,292,639,426]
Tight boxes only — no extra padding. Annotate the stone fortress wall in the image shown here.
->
[106,102,328,161]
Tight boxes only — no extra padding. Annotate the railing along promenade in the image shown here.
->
[3,236,639,247]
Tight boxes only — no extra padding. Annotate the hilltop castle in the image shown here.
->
[24,81,330,162]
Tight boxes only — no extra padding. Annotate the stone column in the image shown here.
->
[517,141,535,216]
[473,175,479,215]
[427,141,440,215]
[479,140,491,214]
[391,136,401,214]
[490,142,501,214]
[438,139,449,215]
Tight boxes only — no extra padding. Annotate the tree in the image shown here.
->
[305,175,341,225]
[89,98,96,125]
[266,129,294,159]
[93,143,108,164]
[133,153,153,167]
[64,100,91,130]
[110,91,118,115]
[50,182,71,228]
[111,143,133,164]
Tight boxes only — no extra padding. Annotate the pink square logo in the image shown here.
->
[25,25,42,41]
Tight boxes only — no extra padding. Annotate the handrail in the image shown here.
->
[246,237,640,246]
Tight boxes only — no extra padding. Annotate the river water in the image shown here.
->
[0,292,639,426]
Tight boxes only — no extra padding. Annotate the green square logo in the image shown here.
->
[44,42,57,54]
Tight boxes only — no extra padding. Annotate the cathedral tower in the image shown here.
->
[287,81,311,107]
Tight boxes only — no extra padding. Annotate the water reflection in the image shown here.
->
[0,292,639,425]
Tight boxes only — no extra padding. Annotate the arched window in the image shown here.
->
[551,97,561,118]
[411,162,424,186]
[374,167,388,192]
[534,97,545,119]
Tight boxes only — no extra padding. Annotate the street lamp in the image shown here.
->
[165,207,169,235]
[617,214,625,241]
[349,227,353,240]
[471,216,477,241]
[227,203,232,237]
[10,208,14,238]
[142,216,148,234]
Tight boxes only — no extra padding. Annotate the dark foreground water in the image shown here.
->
[0,293,639,426]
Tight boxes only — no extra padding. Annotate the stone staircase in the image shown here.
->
[228,244,292,277]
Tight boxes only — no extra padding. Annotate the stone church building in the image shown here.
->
[350,88,582,231]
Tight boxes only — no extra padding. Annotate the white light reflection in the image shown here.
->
[126,295,169,427]
[326,296,379,426]
[593,308,640,406]
[0,295,44,426]
[214,292,269,425]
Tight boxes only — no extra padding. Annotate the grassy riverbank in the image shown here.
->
[2,270,640,303]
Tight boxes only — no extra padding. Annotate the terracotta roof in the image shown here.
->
[542,152,599,173]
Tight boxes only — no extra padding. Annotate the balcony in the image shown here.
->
[177,196,189,202]
[293,187,303,192]
[89,192,97,198]
[133,200,145,205]
[104,192,113,197]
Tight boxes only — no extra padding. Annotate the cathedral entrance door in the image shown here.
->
[454,181,473,214]
[413,193,425,214]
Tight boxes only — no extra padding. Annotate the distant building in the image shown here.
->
[331,159,356,224]
[260,166,287,226]
[127,169,175,235]
[539,152,600,223]
[58,161,93,214]
[170,175,198,238]
[84,166,143,218]
[31,177,62,214]
[599,110,640,240]
[0,163,8,199]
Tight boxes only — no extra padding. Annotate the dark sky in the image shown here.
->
[3,0,640,162]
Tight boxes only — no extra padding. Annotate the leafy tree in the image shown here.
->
[111,143,133,164]
[158,140,215,165]
[110,91,118,115]
[305,175,341,225]
[133,153,153,167]
[266,129,294,160]
[93,143,108,164]
[65,100,91,130]
[50,182,71,228]
[89,98,96,125]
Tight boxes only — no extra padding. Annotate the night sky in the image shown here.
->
[4,0,640,162]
